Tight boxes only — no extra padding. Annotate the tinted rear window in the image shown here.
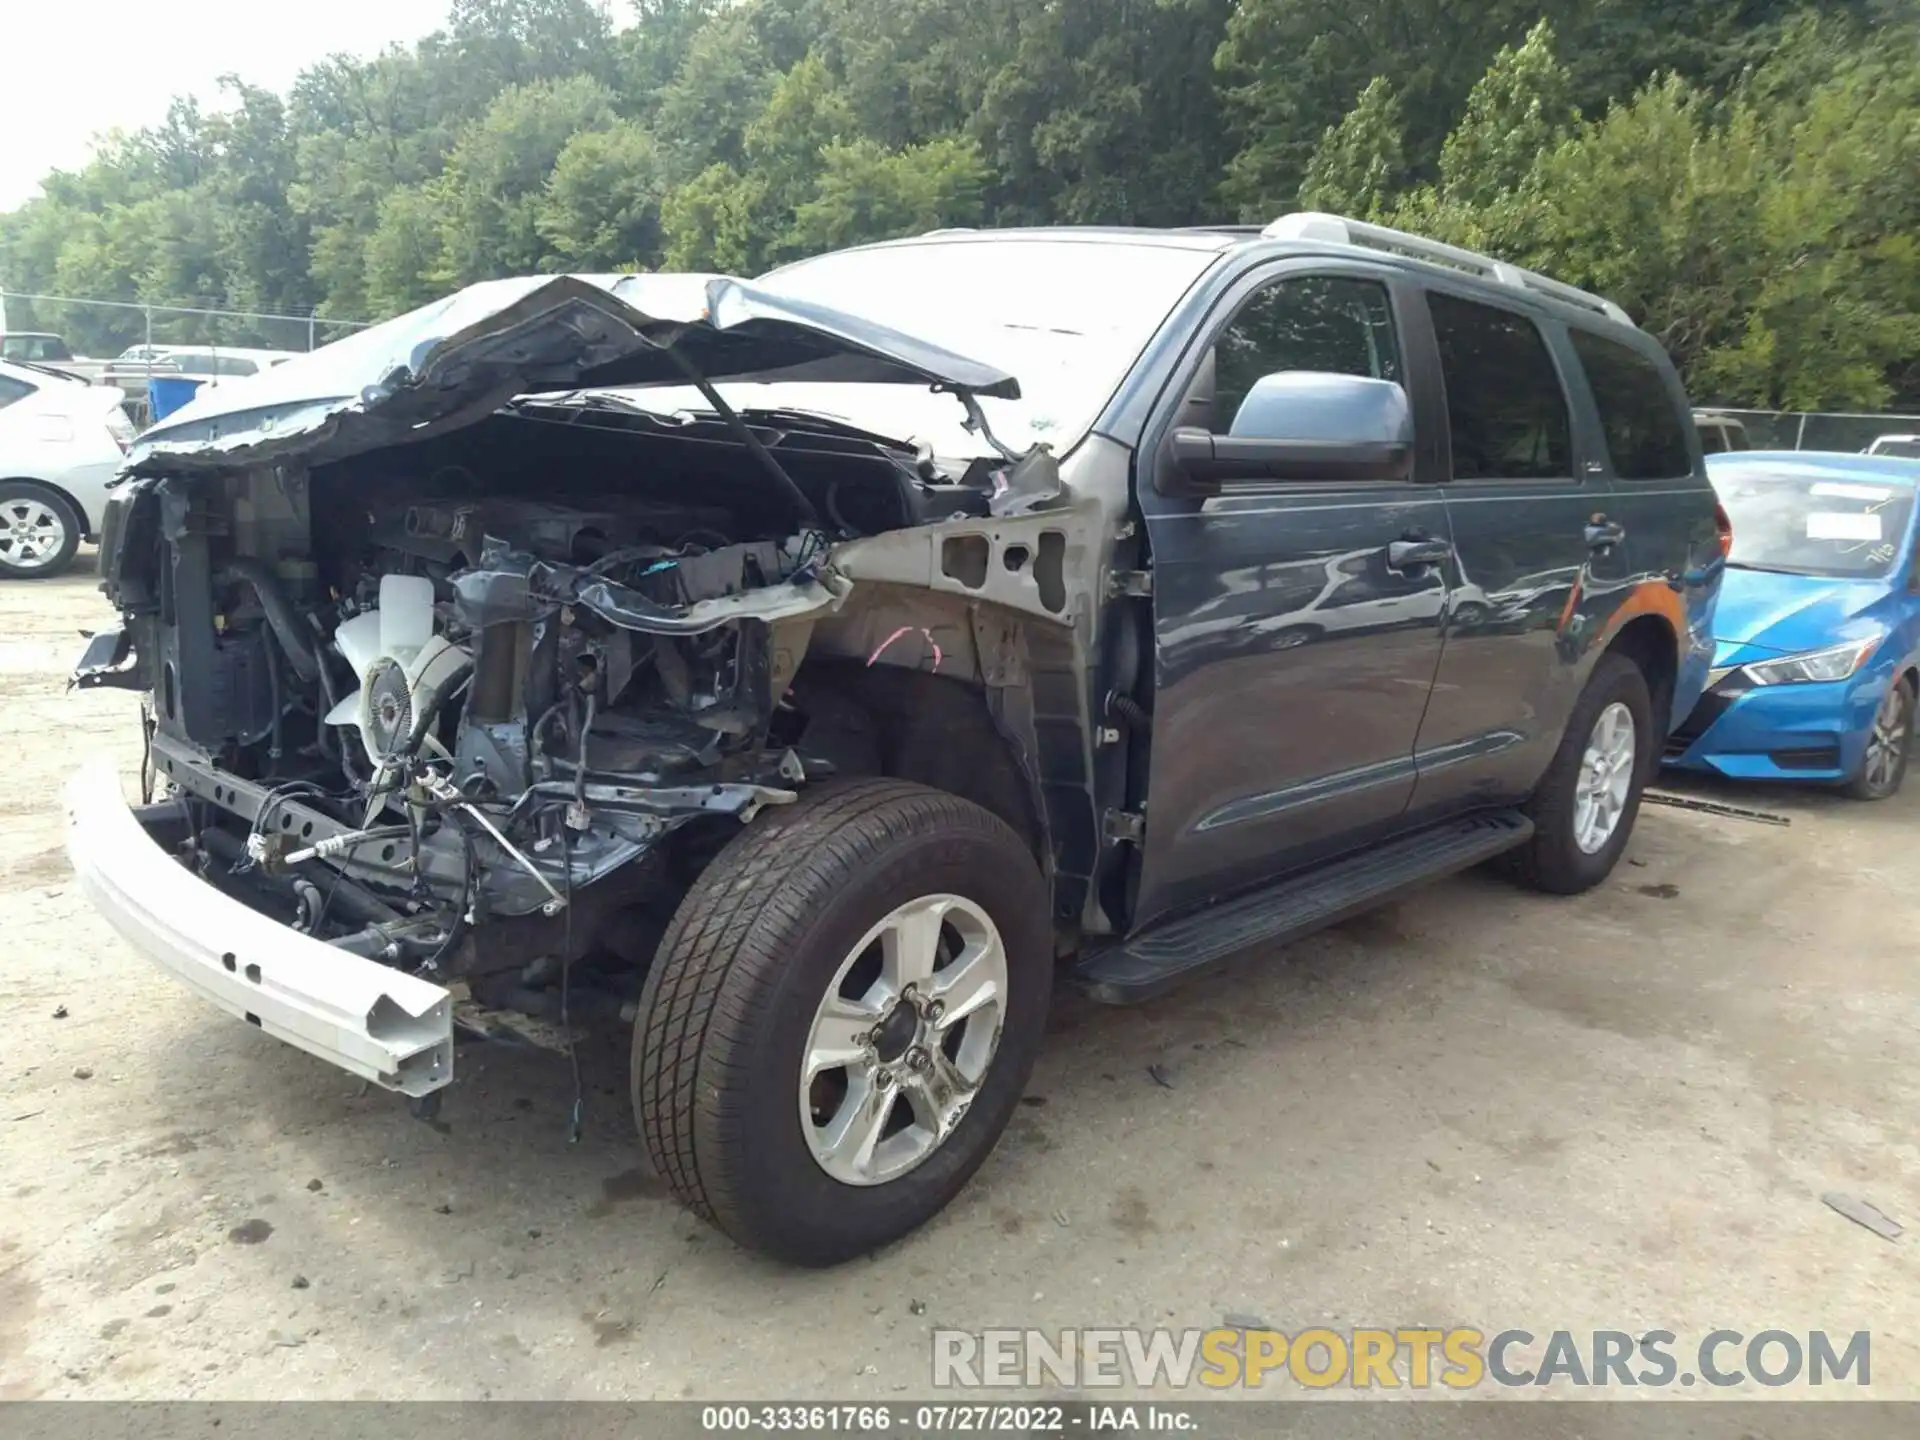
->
[1428,292,1571,480]
[1571,329,1691,478]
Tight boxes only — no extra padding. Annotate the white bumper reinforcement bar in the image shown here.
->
[65,759,453,1096]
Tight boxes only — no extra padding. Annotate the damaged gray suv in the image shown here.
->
[68,214,1723,1264]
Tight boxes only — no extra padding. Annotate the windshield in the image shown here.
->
[751,238,1215,451]
[1870,437,1920,459]
[2,335,72,362]
[1716,464,1916,578]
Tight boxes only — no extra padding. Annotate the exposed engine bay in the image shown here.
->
[81,395,1091,1029]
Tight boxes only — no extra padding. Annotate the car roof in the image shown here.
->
[1710,450,1920,485]
[834,222,1644,336]
[780,226,1242,263]
[162,346,299,361]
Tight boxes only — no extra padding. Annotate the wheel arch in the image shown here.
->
[785,657,1049,879]
[1600,612,1680,742]
[782,584,1078,910]
[0,474,94,536]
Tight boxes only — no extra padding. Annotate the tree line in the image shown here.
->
[1,0,1914,409]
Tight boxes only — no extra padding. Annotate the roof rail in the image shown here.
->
[1263,211,1632,325]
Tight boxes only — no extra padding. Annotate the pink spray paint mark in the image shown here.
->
[866,626,942,673]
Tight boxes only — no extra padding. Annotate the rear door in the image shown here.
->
[1133,262,1452,926]
[1407,288,1627,815]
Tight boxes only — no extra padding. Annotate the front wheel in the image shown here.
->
[1504,652,1655,894]
[632,779,1052,1265]
[1845,676,1913,800]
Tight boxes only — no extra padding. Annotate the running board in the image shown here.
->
[1073,811,1534,1005]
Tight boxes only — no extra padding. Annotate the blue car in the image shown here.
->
[1667,451,1920,798]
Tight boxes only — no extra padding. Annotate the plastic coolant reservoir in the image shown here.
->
[379,574,436,656]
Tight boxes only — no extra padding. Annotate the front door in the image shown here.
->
[1133,265,1450,927]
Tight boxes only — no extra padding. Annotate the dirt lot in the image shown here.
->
[4,562,1919,1402]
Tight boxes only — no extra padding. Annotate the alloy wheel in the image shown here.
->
[800,893,1008,1187]
[1573,701,1636,854]
[1863,684,1911,795]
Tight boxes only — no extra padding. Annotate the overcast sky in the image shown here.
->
[1,0,458,209]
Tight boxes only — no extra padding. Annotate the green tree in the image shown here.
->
[1436,19,1574,208]
[653,9,779,179]
[435,74,618,282]
[969,0,1235,226]
[538,121,668,268]
[660,163,764,271]
[808,0,1011,150]
[1298,76,1406,218]
[363,185,447,316]
[445,0,618,91]
[787,134,989,252]
[1,0,1914,416]
[616,0,721,120]
[1690,46,1920,408]
[1216,0,1538,218]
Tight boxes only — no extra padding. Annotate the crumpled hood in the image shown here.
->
[1711,567,1892,665]
[128,272,1020,476]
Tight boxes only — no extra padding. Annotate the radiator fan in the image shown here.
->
[325,574,471,764]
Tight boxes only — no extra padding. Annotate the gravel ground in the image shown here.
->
[3,562,1917,1401]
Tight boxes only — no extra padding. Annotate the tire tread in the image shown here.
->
[633,779,1038,1252]
[1506,653,1652,895]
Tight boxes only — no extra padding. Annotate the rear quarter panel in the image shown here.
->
[0,390,126,533]
[1607,473,1723,735]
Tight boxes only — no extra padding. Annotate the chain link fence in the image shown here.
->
[1,291,374,427]
[1695,407,1920,455]
[1,291,370,357]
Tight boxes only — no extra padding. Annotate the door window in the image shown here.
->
[1209,275,1401,432]
[1570,329,1692,479]
[1428,292,1571,480]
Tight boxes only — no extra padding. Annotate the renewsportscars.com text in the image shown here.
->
[932,1327,1871,1391]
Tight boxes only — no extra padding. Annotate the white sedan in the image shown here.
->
[0,359,134,578]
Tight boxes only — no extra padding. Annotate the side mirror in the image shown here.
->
[1170,372,1414,489]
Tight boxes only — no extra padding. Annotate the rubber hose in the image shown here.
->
[261,627,284,760]
[310,631,341,764]
[405,654,475,756]
[227,558,320,683]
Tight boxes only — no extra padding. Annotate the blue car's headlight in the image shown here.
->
[1742,635,1883,686]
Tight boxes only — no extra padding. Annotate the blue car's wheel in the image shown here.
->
[1846,677,1913,801]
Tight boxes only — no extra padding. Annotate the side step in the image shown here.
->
[1072,811,1534,1005]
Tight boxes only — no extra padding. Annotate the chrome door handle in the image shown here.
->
[1585,519,1626,551]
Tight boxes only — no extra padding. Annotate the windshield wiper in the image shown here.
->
[513,384,819,527]
[520,390,661,417]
